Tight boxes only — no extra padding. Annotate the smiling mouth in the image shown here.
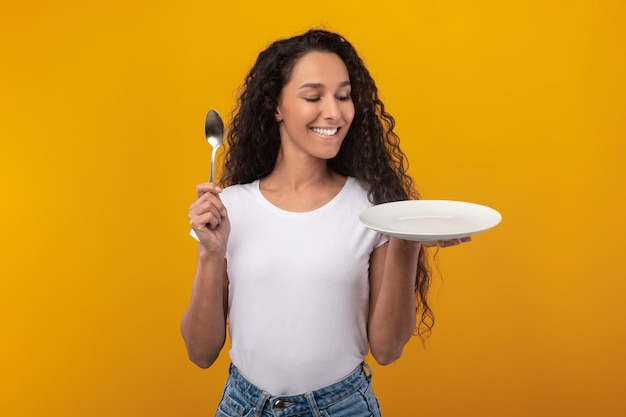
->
[311,127,339,136]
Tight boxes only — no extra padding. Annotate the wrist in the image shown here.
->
[197,244,226,263]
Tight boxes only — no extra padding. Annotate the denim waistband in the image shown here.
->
[228,362,372,415]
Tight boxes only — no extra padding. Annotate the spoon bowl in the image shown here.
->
[205,109,225,183]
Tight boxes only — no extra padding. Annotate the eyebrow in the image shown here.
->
[299,81,351,89]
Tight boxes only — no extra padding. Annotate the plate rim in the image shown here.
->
[359,199,502,241]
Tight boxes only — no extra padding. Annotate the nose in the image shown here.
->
[322,96,341,121]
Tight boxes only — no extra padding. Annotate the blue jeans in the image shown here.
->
[215,363,382,417]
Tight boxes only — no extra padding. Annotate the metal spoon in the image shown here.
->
[204,109,225,183]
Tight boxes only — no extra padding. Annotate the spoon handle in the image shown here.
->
[210,146,218,183]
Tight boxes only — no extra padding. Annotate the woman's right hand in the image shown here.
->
[188,182,230,256]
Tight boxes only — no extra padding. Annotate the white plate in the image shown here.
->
[359,200,502,241]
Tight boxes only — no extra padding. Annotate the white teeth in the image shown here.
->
[311,127,338,136]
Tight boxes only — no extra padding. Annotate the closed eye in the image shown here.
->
[303,95,350,102]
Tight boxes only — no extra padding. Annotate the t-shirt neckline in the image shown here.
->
[253,176,354,217]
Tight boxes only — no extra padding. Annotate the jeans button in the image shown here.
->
[273,399,285,410]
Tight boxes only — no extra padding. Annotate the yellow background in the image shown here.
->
[1,1,625,416]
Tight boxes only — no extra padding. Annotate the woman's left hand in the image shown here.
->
[420,236,472,247]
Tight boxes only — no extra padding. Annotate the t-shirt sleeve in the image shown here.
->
[374,232,389,249]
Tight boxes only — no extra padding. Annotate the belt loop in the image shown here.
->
[254,391,270,417]
[305,391,322,417]
[362,362,373,382]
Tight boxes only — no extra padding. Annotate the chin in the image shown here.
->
[317,147,342,160]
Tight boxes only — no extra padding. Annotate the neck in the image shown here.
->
[263,150,336,192]
[263,164,336,193]
[259,154,347,212]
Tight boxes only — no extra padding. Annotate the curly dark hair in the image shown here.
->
[221,29,434,341]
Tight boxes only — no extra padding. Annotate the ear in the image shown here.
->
[275,108,282,122]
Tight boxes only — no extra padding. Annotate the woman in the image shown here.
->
[183,29,468,417]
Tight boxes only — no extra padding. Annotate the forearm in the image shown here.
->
[368,238,420,364]
[180,249,228,368]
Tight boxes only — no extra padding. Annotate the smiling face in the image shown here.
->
[275,51,355,162]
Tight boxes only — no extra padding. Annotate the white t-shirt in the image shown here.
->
[220,176,388,395]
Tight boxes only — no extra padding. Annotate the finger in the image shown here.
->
[199,188,227,215]
[443,237,471,246]
[196,182,222,199]
[189,207,221,227]
[190,200,226,227]
[190,210,222,230]
[439,237,472,247]
[190,191,227,217]
[421,239,455,248]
